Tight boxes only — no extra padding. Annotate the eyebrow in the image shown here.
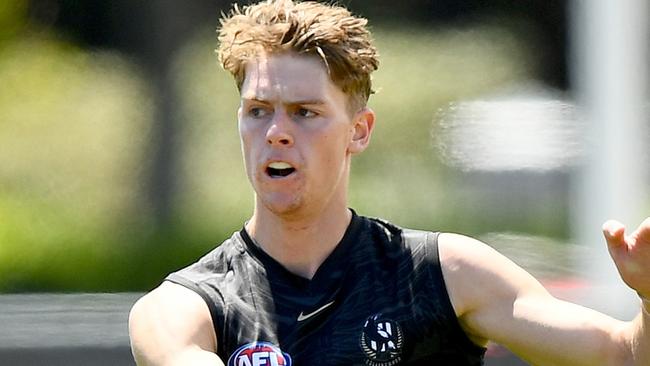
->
[242,97,327,106]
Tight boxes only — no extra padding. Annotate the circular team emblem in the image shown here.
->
[360,314,404,366]
[227,341,292,366]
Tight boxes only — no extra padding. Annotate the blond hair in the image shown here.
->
[217,0,379,111]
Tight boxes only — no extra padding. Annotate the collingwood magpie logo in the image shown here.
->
[360,314,403,366]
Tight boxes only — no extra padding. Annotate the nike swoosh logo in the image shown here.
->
[297,300,335,322]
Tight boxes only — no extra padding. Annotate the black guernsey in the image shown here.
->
[166,211,486,365]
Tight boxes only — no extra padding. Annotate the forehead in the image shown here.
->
[240,52,344,103]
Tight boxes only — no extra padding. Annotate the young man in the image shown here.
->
[129,1,650,365]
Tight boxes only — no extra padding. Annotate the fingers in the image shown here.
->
[602,219,626,245]
[603,217,650,251]
[635,217,650,242]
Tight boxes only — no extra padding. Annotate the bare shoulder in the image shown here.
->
[437,232,499,269]
[436,234,505,317]
[437,232,536,276]
[437,232,526,286]
[437,233,548,339]
[129,282,221,365]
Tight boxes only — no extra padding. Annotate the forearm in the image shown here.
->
[629,298,650,365]
[621,297,650,366]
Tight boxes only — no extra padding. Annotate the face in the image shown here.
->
[238,52,374,219]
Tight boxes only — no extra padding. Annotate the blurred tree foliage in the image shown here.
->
[0,1,575,292]
[0,0,28,43]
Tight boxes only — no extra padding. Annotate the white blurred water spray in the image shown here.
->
[435,85,582,173]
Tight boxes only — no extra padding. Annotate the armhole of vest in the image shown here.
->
[426,231,487,356]
[164,275,227,358]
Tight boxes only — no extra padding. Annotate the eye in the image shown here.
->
[296,108,317,118]
[249,107,269,118]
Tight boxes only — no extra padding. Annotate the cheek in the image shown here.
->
[238,119,250,140]
[318,132,348,168]
[329,126,353,155]
[239,122,259,151]
[238,125,257,172]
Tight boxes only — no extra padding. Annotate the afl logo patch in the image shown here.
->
[360,314,403,366]
[227,341,292,366]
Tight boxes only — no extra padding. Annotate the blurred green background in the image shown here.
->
[1,0,583,292]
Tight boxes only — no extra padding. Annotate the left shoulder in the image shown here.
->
[437,232,548,323]
[437,232,537,280]
[438,232,512,273]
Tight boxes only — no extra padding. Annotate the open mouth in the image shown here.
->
[266,162,296,178]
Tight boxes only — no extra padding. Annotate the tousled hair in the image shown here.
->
[217,0,379,112]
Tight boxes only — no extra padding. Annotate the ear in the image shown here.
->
[347,107,375,154]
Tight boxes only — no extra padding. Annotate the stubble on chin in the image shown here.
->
[252,170,307,218]
[259,192,304,218]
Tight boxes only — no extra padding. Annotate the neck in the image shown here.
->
[246,203,352,280]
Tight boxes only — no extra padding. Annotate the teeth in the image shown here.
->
[268,162,293,169]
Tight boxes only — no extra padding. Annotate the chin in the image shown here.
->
[260,195,304,217]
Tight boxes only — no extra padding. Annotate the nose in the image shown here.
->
[266,112,294,147]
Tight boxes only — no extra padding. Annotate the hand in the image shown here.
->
[604,217,650,300]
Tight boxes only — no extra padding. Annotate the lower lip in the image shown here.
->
[268,172,296,180]
[264,170,297,180]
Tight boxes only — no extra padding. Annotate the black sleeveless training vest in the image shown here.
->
[166,211,486,365]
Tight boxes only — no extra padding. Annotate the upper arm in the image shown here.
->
[439,232,630,366]
[128,281,224,366]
